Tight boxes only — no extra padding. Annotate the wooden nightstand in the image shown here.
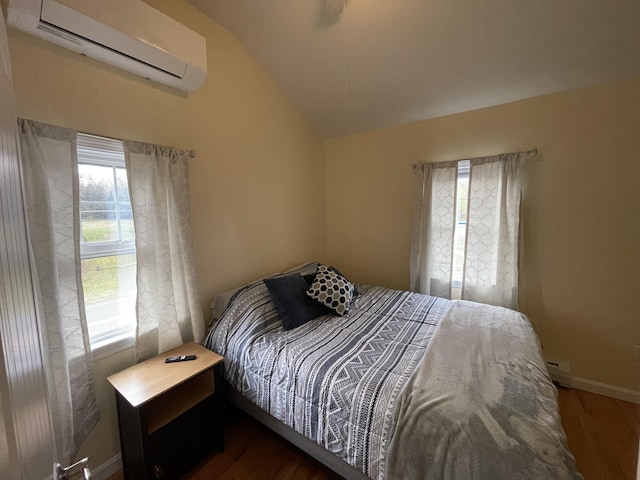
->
[107,342,224,479]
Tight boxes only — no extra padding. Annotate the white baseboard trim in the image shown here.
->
[549,372,640,404]
[90,453,122,480]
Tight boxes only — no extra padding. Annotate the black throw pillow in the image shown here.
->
[264,273,329,330]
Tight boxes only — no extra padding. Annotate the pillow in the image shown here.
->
[304,266,359,298]
[306,265,355,316]
[327,265,359,298]
[209,262,320,322]
[209,286,242,324]
[264,273,329,330]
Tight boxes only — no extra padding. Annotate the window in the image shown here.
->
[451,160,470,291]
[411,153,524,308]
[77,133,136,350]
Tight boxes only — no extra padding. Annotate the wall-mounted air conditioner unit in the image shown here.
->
[7,0,207,93]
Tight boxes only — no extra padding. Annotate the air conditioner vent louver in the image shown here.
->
[37,22,81,45]
[8,0,207,93]
[37,20,182,79]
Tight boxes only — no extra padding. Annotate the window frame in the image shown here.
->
[77,133,137,356]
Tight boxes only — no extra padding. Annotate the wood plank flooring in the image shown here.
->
[108,387,639,480]
[557,387,639,480]
[184,411,339,480]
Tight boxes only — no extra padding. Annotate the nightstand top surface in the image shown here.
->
[107,342,223,407]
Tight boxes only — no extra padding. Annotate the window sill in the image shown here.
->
[91,333,135,361]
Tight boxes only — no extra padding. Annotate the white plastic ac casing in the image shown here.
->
[7,0,207,93]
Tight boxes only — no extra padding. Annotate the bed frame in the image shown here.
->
[222,381,370,480]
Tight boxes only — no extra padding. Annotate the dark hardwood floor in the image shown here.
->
[184,410,340,480]
[108,387,639,480]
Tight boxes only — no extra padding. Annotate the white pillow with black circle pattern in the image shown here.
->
[306,265,354,316]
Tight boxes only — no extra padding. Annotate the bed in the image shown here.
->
[203,262,583,480]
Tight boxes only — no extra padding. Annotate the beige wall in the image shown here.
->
[325,77,640,393]
[4,0,325,469]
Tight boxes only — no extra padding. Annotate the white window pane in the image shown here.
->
[116,168,130,202]
[81,254,136,347]
[452,223,466,287]
[79,164,115,201]
[80,163,117,243]
[79,163,135,245]
[81,214,119,243]
[452,160,470,288]
[78,133,134,350]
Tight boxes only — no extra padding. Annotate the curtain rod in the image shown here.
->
[18,118,197,158]
[79,129,197,158]
[412,148,537,170]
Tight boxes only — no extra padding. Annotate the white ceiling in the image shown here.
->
[189,0,640,139]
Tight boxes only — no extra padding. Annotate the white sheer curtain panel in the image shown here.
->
[463,154,525,309]
[0,13,56,480]
[18,119,100,465]
[410,153,526,309]
[124,141,205,362]
[410,160,458,297]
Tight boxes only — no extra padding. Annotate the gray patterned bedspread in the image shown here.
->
[203,263,581,479]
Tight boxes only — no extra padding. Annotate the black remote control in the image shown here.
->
[164,355,197,363]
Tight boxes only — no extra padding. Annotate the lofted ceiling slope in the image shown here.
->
[189,0,640,139]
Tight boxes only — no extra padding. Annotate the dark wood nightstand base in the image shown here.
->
[108,343,224,480]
